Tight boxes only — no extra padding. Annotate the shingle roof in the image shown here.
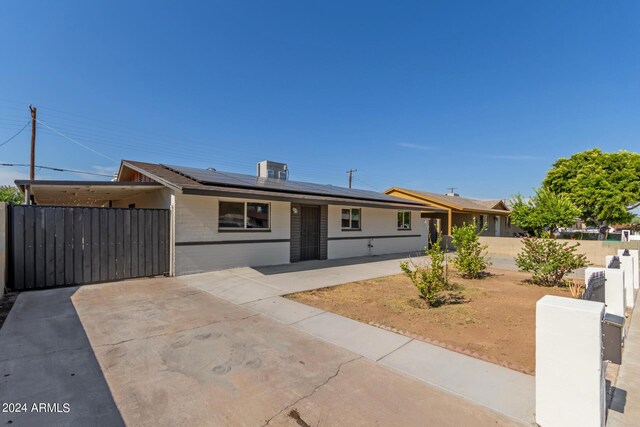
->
[475,199,506,210]
[386,188,510,214]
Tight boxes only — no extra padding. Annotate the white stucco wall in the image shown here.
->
[174,193,291,274]
[327,205,427,259]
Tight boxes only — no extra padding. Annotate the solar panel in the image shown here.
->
[162,164,417,204]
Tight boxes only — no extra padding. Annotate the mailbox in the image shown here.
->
[603,313,624,364]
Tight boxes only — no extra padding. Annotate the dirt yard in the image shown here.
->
[287,268,576,374]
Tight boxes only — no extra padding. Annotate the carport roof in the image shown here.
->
[14,180,164,206]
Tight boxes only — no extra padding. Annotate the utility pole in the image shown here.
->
[347,168,357,189]
[447,186,457,194]
[25,105,37,204]
[29,105,36,180]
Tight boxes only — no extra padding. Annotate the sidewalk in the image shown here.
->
[608,291,640,426]
[178,254,536,425]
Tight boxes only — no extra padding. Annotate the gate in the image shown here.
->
[8,205,170,290]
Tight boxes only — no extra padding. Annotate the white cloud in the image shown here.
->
[397,143,434,151]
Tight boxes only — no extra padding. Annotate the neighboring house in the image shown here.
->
[17,160,444,276]
[384,187,518,237]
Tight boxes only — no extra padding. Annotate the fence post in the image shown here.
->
[536,295,606,427]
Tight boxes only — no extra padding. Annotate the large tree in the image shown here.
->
[543,149,640,225]
[510,188,580,237]
[0,185,22,204]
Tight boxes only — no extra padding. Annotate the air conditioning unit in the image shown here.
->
[257,160,288,180]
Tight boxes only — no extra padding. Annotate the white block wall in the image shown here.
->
[326,205,428,259]
[536,295,605,427]
[174,194,291,274]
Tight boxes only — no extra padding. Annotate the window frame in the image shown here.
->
[341,208,362,231]
[218,200,271,231]
[397,211,412,230]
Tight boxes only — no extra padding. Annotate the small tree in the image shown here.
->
[451,222,491,278]
[510,188,580,237]
[0,186,22,205]
[515,236,589,286]
[400,235,465,307]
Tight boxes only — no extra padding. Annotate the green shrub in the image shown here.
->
[451,222,491,278]
[400,235,465,307]
[515,237,589,286]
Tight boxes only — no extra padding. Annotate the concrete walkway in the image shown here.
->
[608,291,640,426]
[178,254,536,425]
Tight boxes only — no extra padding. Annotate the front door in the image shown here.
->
[494,216,500,236]
[300,205,321,261]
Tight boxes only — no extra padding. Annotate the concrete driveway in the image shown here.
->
[0,287,124,427]
[0,269,518,426]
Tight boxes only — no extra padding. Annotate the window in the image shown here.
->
[397,211,411,230]
[246,202,269,228]
[341,208,361,230]
[219,201,270,230]
[506,216,511,228]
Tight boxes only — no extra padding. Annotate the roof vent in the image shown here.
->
[445,192,459,197]
[257,160,288,180]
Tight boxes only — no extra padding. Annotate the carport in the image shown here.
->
[6,181,172,290]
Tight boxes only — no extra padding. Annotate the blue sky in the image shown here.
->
[1,1,638,199]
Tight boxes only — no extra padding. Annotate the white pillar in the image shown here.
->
[587,264,627,318]
[604,268,626,318]
[617,249,639,290]
[536,295,605,427]
[618,256,635,309]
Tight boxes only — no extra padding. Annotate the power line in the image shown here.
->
[353,177,382,192]
[0,163,113,177]
[0,121,30,148]
[35,118,117,162]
